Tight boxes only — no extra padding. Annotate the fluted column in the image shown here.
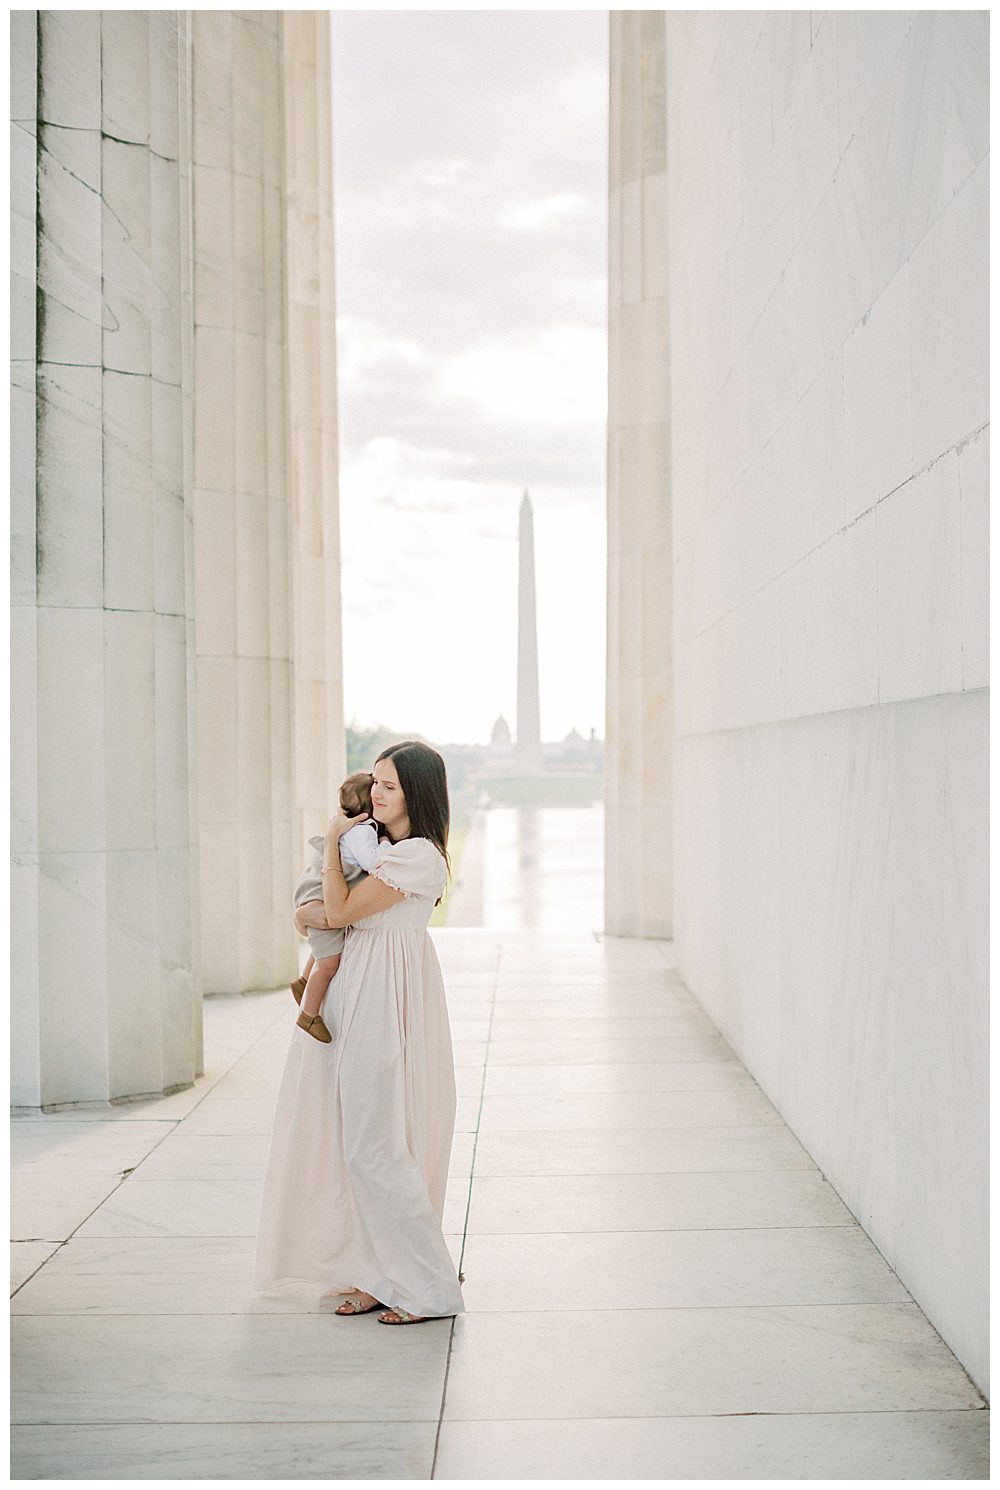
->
[190,12,299,993]
[11,8,346,1093]
[605,11,673,937]
[11,11,201,1104]
[282,11,346,858]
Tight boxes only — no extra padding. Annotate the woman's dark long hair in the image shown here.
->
[374,740,451,877]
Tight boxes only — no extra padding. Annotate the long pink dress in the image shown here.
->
[253,836,465,1318]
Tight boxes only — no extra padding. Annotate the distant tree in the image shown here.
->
[345,722,426,773]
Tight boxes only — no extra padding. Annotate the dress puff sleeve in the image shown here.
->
[372,837,447,902]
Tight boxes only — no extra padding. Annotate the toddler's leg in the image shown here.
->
[299,954,341,1019]
[290,953,314,1005]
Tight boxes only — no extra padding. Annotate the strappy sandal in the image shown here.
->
[377,1307,441,1325]
[334,1289,382,1316]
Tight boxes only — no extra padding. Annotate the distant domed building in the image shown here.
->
[485,712,515,775]
[542,724,603,774]
[490,713,512,749]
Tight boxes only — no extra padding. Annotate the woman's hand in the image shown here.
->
[294,901,332,936]
[326,811,369,840]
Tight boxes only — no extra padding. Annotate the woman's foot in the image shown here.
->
[334,1289,380,1315]
[296,1010,332,1043]
[377,1307,429,1324]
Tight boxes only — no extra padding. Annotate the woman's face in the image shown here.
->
[370,757,407,834]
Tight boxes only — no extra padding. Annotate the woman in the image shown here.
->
[253,740,465,1325]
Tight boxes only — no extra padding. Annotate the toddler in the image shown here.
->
[290,770,379,1043]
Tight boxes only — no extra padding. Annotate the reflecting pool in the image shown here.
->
[445,804,604,932]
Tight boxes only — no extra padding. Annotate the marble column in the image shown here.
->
[282,12,347,856]
[188,12,343,994]
[604,11,673,938]
[515,491,543,774]
[11,8,346,1100]
[11,12,201,1105]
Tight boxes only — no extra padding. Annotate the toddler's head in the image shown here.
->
[339,770,374,819]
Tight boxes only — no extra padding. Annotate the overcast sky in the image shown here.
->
[329,11,608,747]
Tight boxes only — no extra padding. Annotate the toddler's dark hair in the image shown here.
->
[339,771,374,818]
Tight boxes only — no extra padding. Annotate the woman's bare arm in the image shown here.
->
[293,813,406,932]
[295,874,402,932]
[327,873,405,927]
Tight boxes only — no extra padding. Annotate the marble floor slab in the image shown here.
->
[72,1178,266,1238]
[452,1039,489,1066]
[12,1234,467,1317]
[492,972,686,995]
[10,1241,62,1293]
[11,1422,438,1481]
[443,1181,473,1236]
[454,1095,481,1132]
[11,1118,174,1168]
[434,1409,989,1480]
[441,1304,983,1421]
[476,1084,783,1131]
[13,1236,274,1315]
[481,1058,749,1095]
[10,931,987,1480]
[487,1032,737,1065]
[173,1098,280,1137]
[464,1168,855,1234]
[489,1012,721,1041]
[449,1130,476,1177]
[443,999,496,1022]
[446,1015,491,1038]
[433,970,499,989]
[207,1059,287,1102]
[472,1122,816,1176]
[123,1132,268,1181]
[454,1064,486,1098]
[12,1314,452,1424]
[11,1170,134,1243]
[484,993,703,1020]
[456,1225,910,1312]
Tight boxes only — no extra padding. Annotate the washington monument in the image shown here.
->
[516,491,543,773]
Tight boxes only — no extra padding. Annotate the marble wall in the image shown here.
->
[11,11,342,1102]
[604,12,673,939]
[655,12,988,1390]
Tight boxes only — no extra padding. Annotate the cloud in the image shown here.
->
[413,157,475,192]
[330,12,608,742]
[498,193,588,231]
[336,318,429,379]
[437,325,606,424]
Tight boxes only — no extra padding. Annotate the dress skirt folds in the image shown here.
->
[253,837,466,1319]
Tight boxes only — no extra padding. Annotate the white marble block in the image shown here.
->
[656,9,989,1394]
[605,12,672,939]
